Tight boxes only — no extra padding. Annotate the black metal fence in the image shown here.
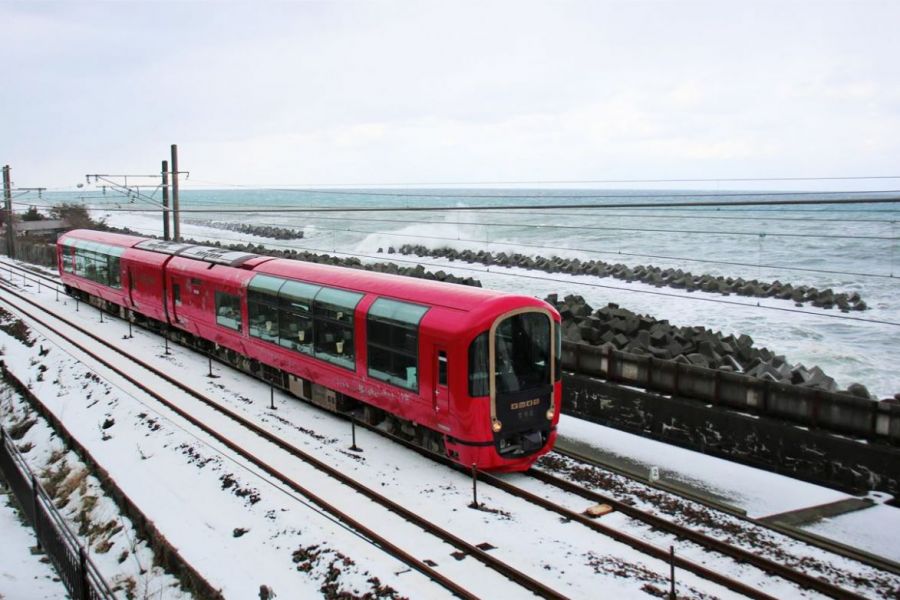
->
[0,425,115,600]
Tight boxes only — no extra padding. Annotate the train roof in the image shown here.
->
[61,229,262,268]
[60,229,549,314]
[255,257,510,313]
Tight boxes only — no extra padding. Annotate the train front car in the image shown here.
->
[452,299,561,472]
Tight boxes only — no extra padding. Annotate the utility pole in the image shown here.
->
[2,165,14,259]
[161,160,170,241]
[170,144,180,242]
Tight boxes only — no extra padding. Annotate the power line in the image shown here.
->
[123,224,900,328]
[177,186,900,201]
[46,193,900,213]
[184,174,900,189]
[94,206,899,241]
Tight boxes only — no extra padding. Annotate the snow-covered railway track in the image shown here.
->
[3,259,892,599]
[546,445,900,577]
[345,404,883,600]
[0,275,566,599]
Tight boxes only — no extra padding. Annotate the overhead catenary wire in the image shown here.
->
[35,192,900,213]
[184,174,900,189]
[121,223,900,328]
[71,201,898,279]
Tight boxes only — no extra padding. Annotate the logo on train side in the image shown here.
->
[510,398,540,410]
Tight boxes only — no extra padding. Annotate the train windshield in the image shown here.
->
[494,312,551,395]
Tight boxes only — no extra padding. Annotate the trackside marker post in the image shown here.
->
[350,413,362,452]
[670,545,676,598]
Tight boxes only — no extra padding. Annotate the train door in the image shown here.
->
[126,268,136,308]
[171,277,182,323]
[433,348,449,414]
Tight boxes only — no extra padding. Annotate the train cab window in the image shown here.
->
[313,287,363,369]
[468,332,489,397]
[215,291,242,331]
[277,279,319,355]
[173,284,181,306]
[495,312,551,394]
[367,298,428,391]
[248,275,286,344]
[555,323,561,382]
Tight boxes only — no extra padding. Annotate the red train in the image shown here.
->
[57,229,561,471]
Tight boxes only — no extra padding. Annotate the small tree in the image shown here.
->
[50,202,108,230]
[22,206,45,221]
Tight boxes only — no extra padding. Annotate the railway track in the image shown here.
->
[0,260,891,599]
[0,271,568,599]
[549,444,900,577]
[348,413,881,600]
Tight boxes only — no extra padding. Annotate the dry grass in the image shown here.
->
[40,461,71,498]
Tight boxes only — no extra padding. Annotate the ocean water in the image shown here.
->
[36,188,900,397]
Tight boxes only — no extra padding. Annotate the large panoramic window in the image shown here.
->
[244,274,363,369]
[215,291,242,331]
[313,287,362,369]
[367,298,428,391]
[66,240,123,289]
[248,274,284,344]
[278,279,319,355]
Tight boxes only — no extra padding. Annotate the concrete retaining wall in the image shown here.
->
[562,341,900,444]
[563,373,900,496]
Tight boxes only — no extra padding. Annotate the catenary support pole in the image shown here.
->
[3,165,14,259]
[161,160,170,241]
[170,145,180,242]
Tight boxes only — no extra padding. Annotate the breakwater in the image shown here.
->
[548,293,873,397]
[194,239,483,288]
[388,244,868,312]
[183,220,305,241]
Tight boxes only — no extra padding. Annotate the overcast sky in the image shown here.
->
[3,0,899,190]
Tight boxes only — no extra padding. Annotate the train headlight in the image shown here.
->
[546,405,555,420]
[491,419,502,433]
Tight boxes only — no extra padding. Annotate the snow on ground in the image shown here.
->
[1,395,190,599]
[3,234,898,597]
[804,502,900,563]
[0,480,68,599]
[1,265,842,599]
[557,414,851,519]
[0,338,453,598]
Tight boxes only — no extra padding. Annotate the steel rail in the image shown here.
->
[524,468,867,600]
[552,445,900,577]
[348,414,873,599]
[0,285,567,600]
[341,415,844,600]
[3,261,897,584]
[3,282,759,600]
